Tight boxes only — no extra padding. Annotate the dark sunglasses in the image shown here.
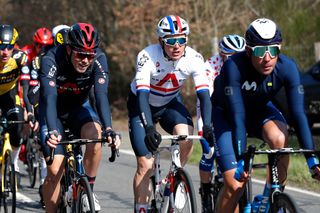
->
[0,44,14,50]
[248,45,281,58]
[72,50,96,60]
[162,37,187,47]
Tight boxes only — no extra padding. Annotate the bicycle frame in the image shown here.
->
[152,135,201,212]
[0,133,12,192]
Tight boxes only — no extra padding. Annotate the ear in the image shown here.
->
[66,45,72,55]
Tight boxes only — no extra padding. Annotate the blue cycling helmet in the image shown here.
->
[157,15,190,38]
[219,34,245,55]
[245,18,282,46]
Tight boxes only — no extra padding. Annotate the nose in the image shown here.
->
[263,52,272,61]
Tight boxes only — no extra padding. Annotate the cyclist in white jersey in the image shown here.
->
[196,34,245,213]
[127,15,215,213]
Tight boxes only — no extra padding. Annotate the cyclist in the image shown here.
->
[197,34,245,213]
[20,27,54,162]
[51,24,70,39]
[127,15,214,213]
[39,22,121,213]
[0,24,35,176]
[211,18,320,212]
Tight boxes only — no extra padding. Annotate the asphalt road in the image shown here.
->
[12,131,320,212]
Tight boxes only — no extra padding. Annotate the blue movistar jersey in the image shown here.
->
[212,52,314,158]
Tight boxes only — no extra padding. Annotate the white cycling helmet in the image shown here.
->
[157,15,190,38]
[52,24,70,38]
[219,34,246,55]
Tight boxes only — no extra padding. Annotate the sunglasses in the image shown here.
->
[72,50,96,60]
[162,37,187,47]
[0,44,14,50]
[248,45,281,58]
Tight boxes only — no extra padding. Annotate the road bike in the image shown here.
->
[148,135,201,213]
[49,128,119,213]
[0,116,26,213]
[239,144,320,213]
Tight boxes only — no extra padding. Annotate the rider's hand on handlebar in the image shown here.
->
[233,159,249,182]
[202,125,215,147]
[46,130,61,149]
[102,129,121,148]
[27,112,39,132]
[144,126,161,153]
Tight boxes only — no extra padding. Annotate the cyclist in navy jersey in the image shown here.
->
[127,15,215,213]
[212,18,320,212]
[197,34,246,213]
[39,23,121,213]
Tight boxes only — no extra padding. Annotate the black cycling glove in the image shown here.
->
[144,126,161,153]
[102,129,116,142]
[203,125,215,147]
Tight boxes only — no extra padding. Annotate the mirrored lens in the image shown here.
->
[0,44,14,50]
[163,37,187,46]
[73,50,96,60]
[251,45,280,58]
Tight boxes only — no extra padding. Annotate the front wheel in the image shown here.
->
[2,151,16,213]
[169,168,197,213]
[26,139,39,188]
[75,176,95,213]
[270,192,298,213]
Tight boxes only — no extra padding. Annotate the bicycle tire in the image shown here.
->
[270,192,298,213]
[147,175,158,213]
[2,151,16,213]
[169,168,197,213]
[75,176,95,213]
[212,177,224,212]
[26,138,38,188]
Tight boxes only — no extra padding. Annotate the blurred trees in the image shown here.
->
[2,0,320,118]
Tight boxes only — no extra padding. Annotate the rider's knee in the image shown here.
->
[136,157,153,175]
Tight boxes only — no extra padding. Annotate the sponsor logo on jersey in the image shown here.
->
[224,86,233,96]
[48,65,57,78]
[137,54,149,67]
[49,81,55,87]
[242,81,257,91]
[98,78,105,84]
[21,66,29,74]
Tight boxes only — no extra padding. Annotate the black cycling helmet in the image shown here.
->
[0,25,18,45]
[245,18,282,46]
[54,28,69,46]
[68,23,100,51]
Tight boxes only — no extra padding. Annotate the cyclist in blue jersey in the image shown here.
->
[39,23,121,213]
[127,15,215,213]
[197,34,245,213]
[211,18,320,212]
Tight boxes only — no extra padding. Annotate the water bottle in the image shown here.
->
[243,203,252,213]
[251,194,263,213]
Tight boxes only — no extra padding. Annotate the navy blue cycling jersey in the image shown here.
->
[39,44,112,132]
[213,52,314,158]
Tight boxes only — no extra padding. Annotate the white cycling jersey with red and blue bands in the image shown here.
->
[130,44,210,107]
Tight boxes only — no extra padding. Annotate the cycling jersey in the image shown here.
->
[130,43,211,128]
[0,48,32,113]
[213,52,314,159]
[22,44,37,64]
[39,44,112,133]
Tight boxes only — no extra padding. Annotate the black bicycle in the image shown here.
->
[49,129,119,213]
[239,145,320,213]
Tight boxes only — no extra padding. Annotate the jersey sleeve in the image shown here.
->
[39,54,58,132]
[93,52,113,129]
[283,61,315,151]
[223,60,247,159]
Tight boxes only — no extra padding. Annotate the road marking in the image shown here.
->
[17,192,36,203]
[120,148,320,198]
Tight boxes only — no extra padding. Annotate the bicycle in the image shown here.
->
[25,130,43,188]
[240,144,320,213]
[148,134,201,213]
[49,128,119,213]
[0,115,27,213]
